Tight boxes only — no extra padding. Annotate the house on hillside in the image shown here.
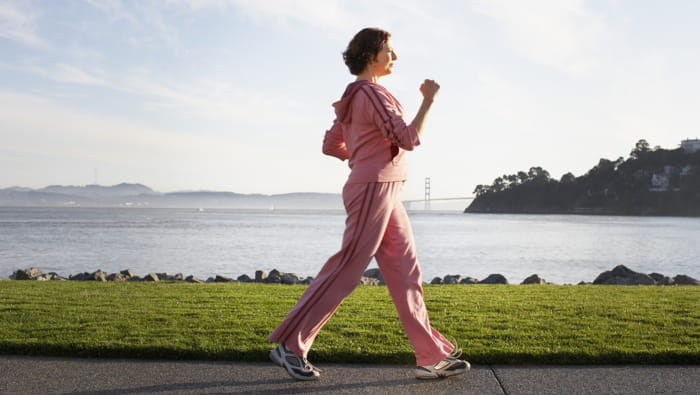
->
[680,138,700,153]
[680,165,695,176]
[649,166,680,192]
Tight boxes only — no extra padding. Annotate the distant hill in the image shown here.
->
[39,183,157,198]
[0,183,343,210]
[465,139,700,216]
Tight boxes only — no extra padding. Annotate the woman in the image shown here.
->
[268,27,469,381]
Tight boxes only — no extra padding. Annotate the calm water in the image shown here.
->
[0,207,698,284]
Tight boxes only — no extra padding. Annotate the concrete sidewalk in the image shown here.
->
[0,356,697,394]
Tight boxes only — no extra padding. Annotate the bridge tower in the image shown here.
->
[424,177,431,210]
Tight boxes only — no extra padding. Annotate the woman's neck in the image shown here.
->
[356,70,380,83]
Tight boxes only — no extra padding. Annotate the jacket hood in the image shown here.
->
[333,80,372,123]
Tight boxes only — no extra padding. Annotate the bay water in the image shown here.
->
[1,207,698,284]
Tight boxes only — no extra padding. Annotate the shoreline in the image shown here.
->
[7,265,699,286]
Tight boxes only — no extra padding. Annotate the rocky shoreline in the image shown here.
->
[6,265,699,286]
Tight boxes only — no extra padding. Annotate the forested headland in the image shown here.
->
[465,139,700,216]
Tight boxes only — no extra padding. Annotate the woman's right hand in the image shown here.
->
[411,79,440,136]
[420,79,440,101]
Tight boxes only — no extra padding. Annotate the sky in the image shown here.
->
[1,0,699,200]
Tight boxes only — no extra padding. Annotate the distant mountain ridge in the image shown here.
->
[0,183,342,210]
[39,183,158,198]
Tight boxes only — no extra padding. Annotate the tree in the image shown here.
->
[490,177,505,193]
[630,139,651,159]
[473,184,488,196]
[560,172,576,184]
[527,167,551,183]
[590,158,616,175]
[506,174,519,188]
[517,171,528,184]
[614,156,625,170]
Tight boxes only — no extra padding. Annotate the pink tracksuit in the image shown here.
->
[268,80,454,366]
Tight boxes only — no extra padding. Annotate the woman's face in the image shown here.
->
[369,39,397,77]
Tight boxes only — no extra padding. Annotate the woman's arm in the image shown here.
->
[322,120,348,160]
[361,85,421,151]
[410,79,440,137]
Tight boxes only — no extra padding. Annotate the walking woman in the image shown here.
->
[268,27,469,381]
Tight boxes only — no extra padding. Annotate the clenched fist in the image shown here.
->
[420,79,440,101]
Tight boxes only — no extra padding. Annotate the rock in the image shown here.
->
[69,270,107,281]
[120,269,135,278]
[185,275,205,284]
[90,270,107,282]
[479,274,508,284]
[237,274,253,283]
[363,268,385,285]
[213,275,234,283]
[69,272,90,281]
[359,277,380,286]
[10,268,43,280]
[593,265,655,285]
[281,273,302,285]
[107,273,127,282]
[443,275,462,285]
[430,277,443,285]
[521,274,546,285]
[255,270,268,282]
[266,269,282,284]
[127,276,143,282]
[156,273,184,281]
[649,272,674,285]
[673,275,700,286]
[459,277,479,284]
[301,276,314,285]
[47,272,67,281]
[142,273,159,282]
[156,273,170,281]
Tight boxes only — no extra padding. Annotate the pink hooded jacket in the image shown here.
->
[322,80,421,184]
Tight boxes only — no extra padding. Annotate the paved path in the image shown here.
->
[0,356,698,394]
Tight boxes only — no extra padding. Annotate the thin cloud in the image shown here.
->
[0,89,252,167]
[0,89,316,192]
[0,1,49,48]
[13,56,314,130]
[81,0,140,25]
[116,71,317,128]
[468,0,608,74]
[12,60,106,86]
[53,63,107,86]
[231,0,347,30]
[165,0,234,10]
[82,0,180,50]
[226,0,427,41]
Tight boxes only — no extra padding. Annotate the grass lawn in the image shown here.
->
[0,281,697,364]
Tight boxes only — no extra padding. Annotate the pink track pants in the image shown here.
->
[268,181,454,366]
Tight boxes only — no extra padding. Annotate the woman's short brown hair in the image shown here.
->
[342,28,391,75]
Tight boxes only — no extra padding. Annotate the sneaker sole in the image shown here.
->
[415,361,471,380]
[269,349,284,367]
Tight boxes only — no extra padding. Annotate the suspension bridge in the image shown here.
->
[403,177,475,210]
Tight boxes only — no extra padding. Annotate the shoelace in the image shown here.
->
[447,337,463,360]
[303,358,321,373]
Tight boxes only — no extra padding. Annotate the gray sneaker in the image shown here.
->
[269,343,320,381]
[415,344,470,380]
[415,357,470,379]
